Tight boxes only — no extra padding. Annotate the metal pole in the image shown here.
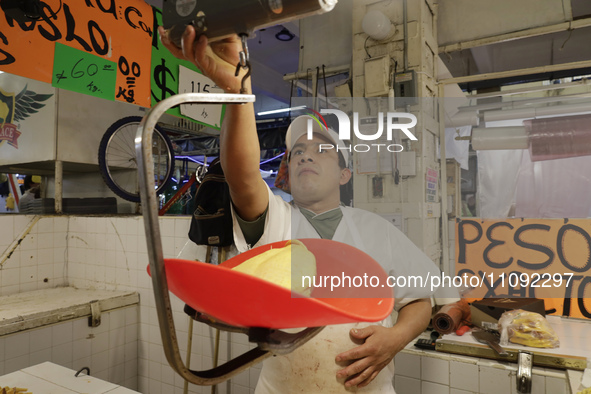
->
[183,318,194,394]
[283,64,350,81]
[55,160,63,214]
[312,68,319,111]
[136,93,269,386]
[211,328,221,394]
[211,246,226,394]
[439,17,591,54]
[438,86,450,274]
[403,0,408,72]
[438,59,591,86]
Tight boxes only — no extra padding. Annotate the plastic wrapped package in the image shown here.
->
[499,309,560,348]
[524,113,591,162]
[432,299,471,335]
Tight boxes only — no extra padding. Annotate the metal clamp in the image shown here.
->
[185,305,324,356]
[234,34,252,94]
[136,92,326,386]
[89,300,101,328]
[517,351,533,394]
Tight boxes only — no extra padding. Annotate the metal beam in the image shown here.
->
[467,78,591,99]
[439,17,591,54]
[283,64,349,81]
[438,59,591,85]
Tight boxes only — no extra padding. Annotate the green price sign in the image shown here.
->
[150,9,224,129]
[52,43,117,100]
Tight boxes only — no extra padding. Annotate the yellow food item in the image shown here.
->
[499,310,559,348]
[232,240,316,295]
[0,387,31,394]
[508,329,559,348]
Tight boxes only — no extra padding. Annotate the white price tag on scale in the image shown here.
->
[178,65,225,129]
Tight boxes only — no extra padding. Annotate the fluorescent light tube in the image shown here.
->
[257,105,306,116]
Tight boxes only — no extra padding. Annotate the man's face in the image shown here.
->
[288,133,350,206]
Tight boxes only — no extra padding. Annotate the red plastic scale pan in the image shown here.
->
[148,239,394,329]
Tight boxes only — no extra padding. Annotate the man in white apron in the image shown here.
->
[160,26,440,393]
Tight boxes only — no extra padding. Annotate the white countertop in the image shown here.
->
[0,287,139,336]
[0,362,140,393]
[438,315,591,360]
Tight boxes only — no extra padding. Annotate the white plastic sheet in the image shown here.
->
[477,148,591,218]
[443,126,471,170]
[477,149,523,218]
[515,150,591,218]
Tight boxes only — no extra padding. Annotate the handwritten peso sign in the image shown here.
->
[456,218,591,319]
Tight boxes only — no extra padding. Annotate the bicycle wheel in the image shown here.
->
[98,116,175,203]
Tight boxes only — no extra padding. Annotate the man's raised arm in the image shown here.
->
[159,26,269,221]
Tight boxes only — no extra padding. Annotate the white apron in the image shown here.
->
[254,206,396,394]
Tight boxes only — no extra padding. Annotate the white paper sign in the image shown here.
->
[0,74,56,165]
[178,66,224,129]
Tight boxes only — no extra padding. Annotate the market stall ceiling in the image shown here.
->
[438,0,591,89]
[144,0,300,112]
[145,0,591,97]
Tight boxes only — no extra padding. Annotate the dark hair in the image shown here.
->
[24,175,35,190]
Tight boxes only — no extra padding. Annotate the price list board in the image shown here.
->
[0,1,224,128]
[0,0,154,107]
[149,10,224,129]
[52,43,117,100]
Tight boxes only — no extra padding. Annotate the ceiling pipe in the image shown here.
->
[460,92,591,112]
[471,127,528,150]
[438,59,591,86]
[483,101,591,123]
[467,78,591,99]
[439,17,591,54]
[471,114,591,162]
[283,64,349,81]
[403,0,408,72]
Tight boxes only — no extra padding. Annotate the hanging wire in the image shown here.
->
[364,36,372,58]
[560,22,573,50]
[322,64,328,109]
[175,154,284,167]
[288,79,295,120]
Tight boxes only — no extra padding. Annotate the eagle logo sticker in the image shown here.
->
[0,85,53,149]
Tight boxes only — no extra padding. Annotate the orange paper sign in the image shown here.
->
[456,218,591,319]
[0,0,154,106]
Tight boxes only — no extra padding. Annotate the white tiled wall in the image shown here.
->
[0,215,580,394]
[0,215,68,295]
[0,306,138,390]
[0,215,260,394]
[394,350,571,394]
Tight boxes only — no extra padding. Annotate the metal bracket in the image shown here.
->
[517,351,533,394]
[234,34,252,94]
[89,301,101,328]
[136,92,327,386]
[185,305,324,355]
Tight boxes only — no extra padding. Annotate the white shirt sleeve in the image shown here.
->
[386,224,441,311]
[231,184,292,253]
